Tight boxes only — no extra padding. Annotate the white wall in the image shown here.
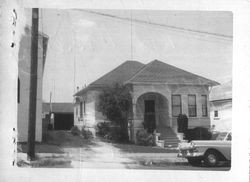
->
[74,90,100,129]
[17,31,44,142]
[133,83,211,132]
[210,100,232,132]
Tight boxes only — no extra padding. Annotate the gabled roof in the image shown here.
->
[74,61,144,96]
[126,60,219,86]
[91,60,145,86]
[210,80,232,101]
[43,103,74,113]
[74,59,219,96]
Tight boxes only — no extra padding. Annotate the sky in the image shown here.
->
[26,9,232,102]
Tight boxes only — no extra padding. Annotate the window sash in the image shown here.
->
[214,110,218,117]
[202,106,208,117]
[172,95,182,117]
[172,106,182,117]
[80,102,83,117]
[188,95,197,117]
[201,95,208,116]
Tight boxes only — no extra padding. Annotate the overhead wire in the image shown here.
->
[78,10,232,42]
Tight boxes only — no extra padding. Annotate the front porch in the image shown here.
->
[128,90,180,146]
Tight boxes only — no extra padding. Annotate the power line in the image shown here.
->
[130,10,133,60]
[80,10,232,40]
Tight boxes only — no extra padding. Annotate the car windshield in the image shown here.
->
[212,132,231,141]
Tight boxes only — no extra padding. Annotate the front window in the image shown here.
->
[201,95,208,117]
[80,102,83,117]
[172,95,182,117]
[214,110,218,117]
[188,95,197,117]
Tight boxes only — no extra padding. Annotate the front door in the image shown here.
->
[144,100,156,133]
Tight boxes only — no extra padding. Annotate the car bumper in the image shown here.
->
[177,151,204,158]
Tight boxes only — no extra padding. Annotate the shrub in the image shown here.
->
[81,127,94,139]
[96,122,128,142]
[184,127,212,141]
[177,114,188,133]
[136,129,155,146]
[96,121,110,137]
[70,126,81,136]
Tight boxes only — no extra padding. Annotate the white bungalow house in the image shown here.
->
[74,60,219,143]
[210,80,232,132]
[17,27,49,142]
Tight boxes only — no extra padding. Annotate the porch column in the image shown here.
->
[131,97,137,142]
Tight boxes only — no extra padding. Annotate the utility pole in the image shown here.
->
[27,8,39,161]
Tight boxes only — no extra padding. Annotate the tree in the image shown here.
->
[98,83,131,142]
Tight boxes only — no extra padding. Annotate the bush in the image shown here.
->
[96,121,110,137]
[177,114,188,133]
[184,127,212,141]
[70,126,81,136]
[136,129,155,146]
[96,122,128,142]
[81,127,94,139]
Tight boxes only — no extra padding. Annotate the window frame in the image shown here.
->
[188,94,197,117]
[201,95,208,117]
[171,94,182,117]
[214,110,219,118]
[80,102,83,117]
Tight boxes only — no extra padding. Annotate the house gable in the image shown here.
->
[126,60,219,86]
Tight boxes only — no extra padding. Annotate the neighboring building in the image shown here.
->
[42,102,74,131]
[210,80,232,132]
[74,60,219,142]
[17,27,49,142]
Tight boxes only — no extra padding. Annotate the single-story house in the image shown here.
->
[210,80,232,132]
[74,60,219,142]
[17,27,49,142]
[42,102,74,131]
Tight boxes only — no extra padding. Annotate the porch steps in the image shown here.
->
[157,127,180,148]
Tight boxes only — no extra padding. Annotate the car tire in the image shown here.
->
[187,158,202,167]
[204,150,219,167]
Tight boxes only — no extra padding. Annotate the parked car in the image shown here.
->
[178,132,231,167]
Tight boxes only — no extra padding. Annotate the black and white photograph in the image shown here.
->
[16,9,232,170]
[1,1,250,182]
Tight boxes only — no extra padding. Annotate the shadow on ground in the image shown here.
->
[111,143,177,153]
[18,130,99,154]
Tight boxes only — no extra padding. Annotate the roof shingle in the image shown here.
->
[74,59,219,96]
[126,60,219,86]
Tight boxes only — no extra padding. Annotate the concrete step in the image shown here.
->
[157,127,180,148]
